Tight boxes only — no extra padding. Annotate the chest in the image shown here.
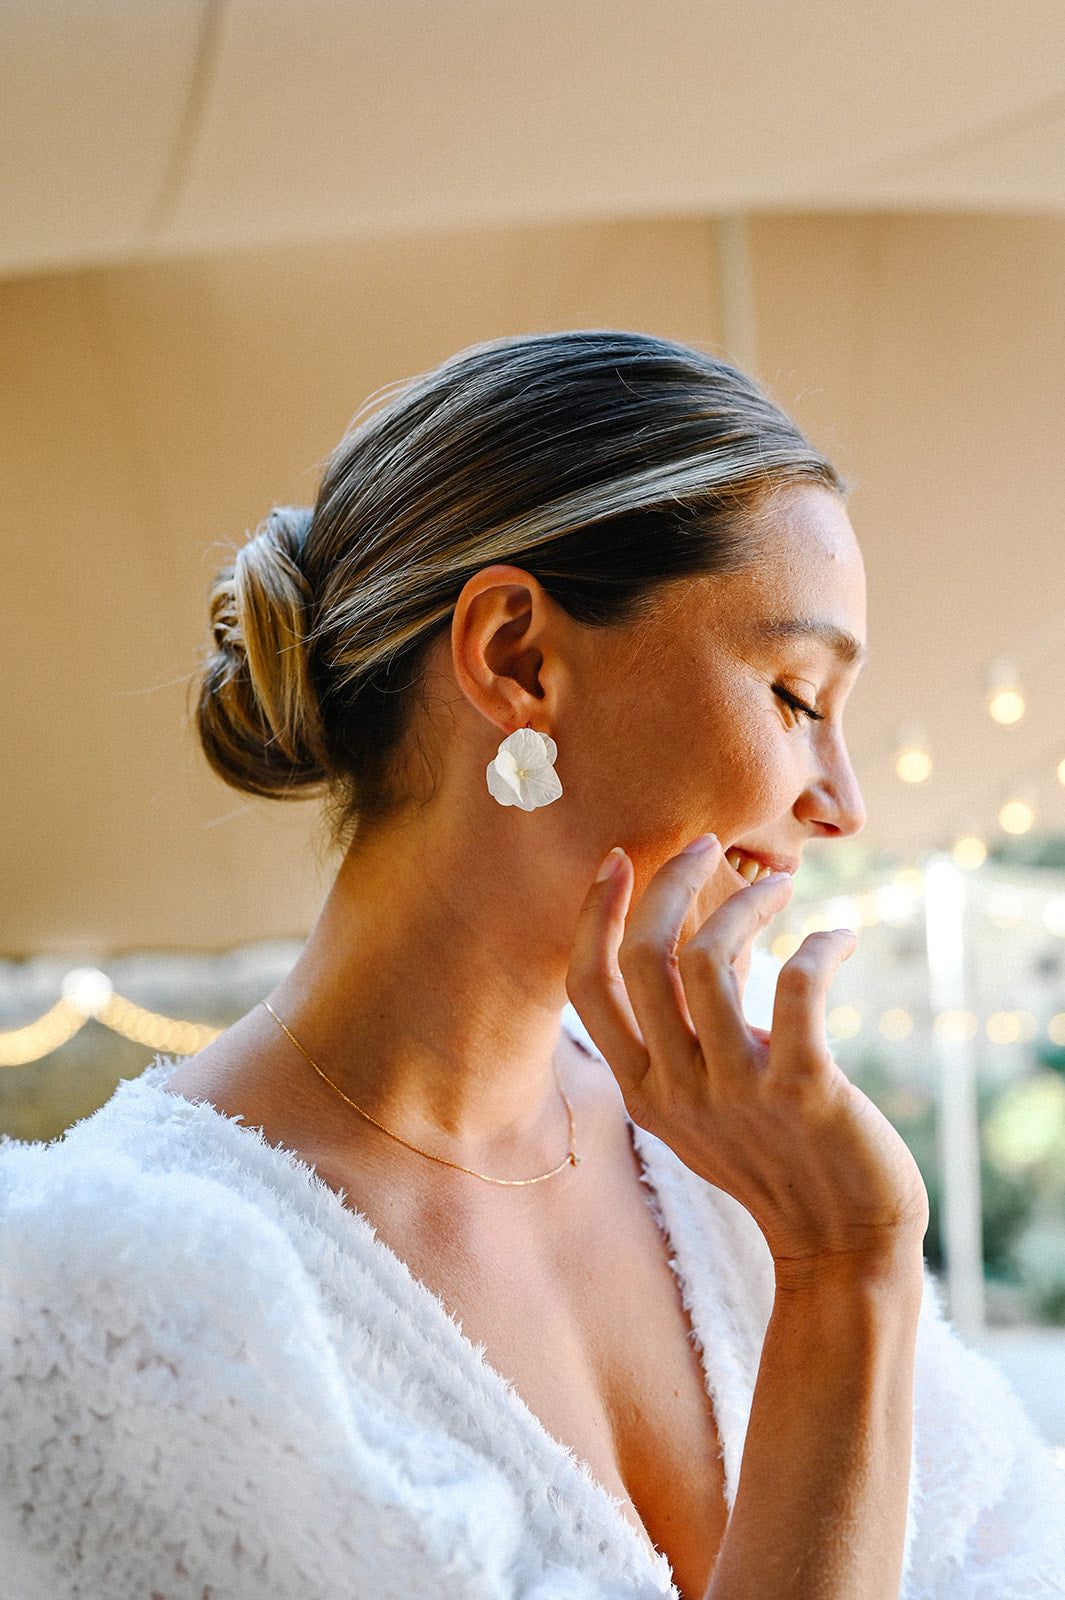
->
[341,1150,728,1599]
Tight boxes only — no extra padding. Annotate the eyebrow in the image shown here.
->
[760,617,867,667]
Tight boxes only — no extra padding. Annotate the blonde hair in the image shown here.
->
[198,330,842,825]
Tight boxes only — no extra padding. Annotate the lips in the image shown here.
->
[724,847,796,885]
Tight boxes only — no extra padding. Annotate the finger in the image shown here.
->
[768,927,857,1082]
[679,872,795,1067]
[616,835,723,1070]
[566,848,649,1093]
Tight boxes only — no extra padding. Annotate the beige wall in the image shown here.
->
[5,209,1065,956]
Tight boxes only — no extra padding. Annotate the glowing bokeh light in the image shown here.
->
[988,688,1025,724]
[879,1008,913,1042]
[827,1005,862,1041]
[999,799,1035,835]
[952,836,987,870]
[895,747,932,784]
[1048,1013,1065,1047]
[770,931,802,963]
[60,967,114,1016]
[986,1010,1038,1045]
[933,1008,978,1043]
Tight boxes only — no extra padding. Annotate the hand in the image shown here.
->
[567,836,928,1277]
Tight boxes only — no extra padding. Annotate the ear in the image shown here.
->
[450,566,566,735]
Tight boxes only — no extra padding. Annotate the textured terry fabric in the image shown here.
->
[0,1055,1063,1599]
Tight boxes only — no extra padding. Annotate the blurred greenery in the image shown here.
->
[988,834,1065,871]
[849,1053,1054,1311]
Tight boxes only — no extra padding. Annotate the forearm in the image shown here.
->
[706,1243,923,1600]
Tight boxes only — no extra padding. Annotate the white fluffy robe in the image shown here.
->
[1,1060,1063,1599]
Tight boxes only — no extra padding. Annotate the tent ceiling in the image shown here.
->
[5,0,1065,282]
[5,5,1065,955]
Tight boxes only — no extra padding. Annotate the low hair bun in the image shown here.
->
[197,332,840,832]
[197,506,331,799]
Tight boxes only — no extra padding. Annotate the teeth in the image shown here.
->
[725,848,761,883]
[726,849,772,884]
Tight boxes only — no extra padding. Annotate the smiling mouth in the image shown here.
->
[724,847,793,885]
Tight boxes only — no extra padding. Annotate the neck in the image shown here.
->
[272,798,590,1146]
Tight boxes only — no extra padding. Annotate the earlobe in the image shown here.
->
[451,566,556,732]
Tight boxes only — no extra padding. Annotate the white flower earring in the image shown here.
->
[486,728,563,811]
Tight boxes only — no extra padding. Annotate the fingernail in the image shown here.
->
[681,833,718,855]
[595,847,626,882]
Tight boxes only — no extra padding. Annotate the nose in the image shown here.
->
[793,731,866,839]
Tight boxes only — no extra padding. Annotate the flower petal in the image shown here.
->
[519,766,563,809]
[487,729,562,809]
[486,757,522,805]
[500,728,552,770]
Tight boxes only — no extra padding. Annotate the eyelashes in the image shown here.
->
[772,682,825,723]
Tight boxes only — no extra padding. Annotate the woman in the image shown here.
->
[1,332,1061,1599]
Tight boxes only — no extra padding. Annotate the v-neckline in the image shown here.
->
[135,1064,756,1595]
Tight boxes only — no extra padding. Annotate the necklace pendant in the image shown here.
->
[570,1152,581,1166]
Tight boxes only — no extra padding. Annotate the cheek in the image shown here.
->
[612,695,788,882]
[564,640,799,873]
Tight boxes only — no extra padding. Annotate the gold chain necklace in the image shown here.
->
[261,1000,581,1187]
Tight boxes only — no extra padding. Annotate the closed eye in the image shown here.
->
[772,683,825,722]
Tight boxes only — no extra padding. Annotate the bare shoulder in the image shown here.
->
[163,1007,291,1123]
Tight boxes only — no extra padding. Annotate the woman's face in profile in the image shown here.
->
[575,484,867,921]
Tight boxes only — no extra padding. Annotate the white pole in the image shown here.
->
[924,855,985,1337]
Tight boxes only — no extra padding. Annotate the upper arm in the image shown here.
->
[0,1145,530,1600]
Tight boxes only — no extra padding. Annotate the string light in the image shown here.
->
[879,1008,914,1041]
[0,970,221,1067]
[988,690,1026,724]
[893,721,932,784]
[986,1010,1038,1045]
[770,931,802,962]
[987,661,1026,725]
[97,994,219,1056]
[999,798,1035,835]
[827,1005,862,1040]
[988,690,1025,724]
[0,999,88,1067]
[895,744,932,783]
[953,836,987,870]
[933,1009,979,1043]
[869,604,1065,830]
[61,967,113,1015]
